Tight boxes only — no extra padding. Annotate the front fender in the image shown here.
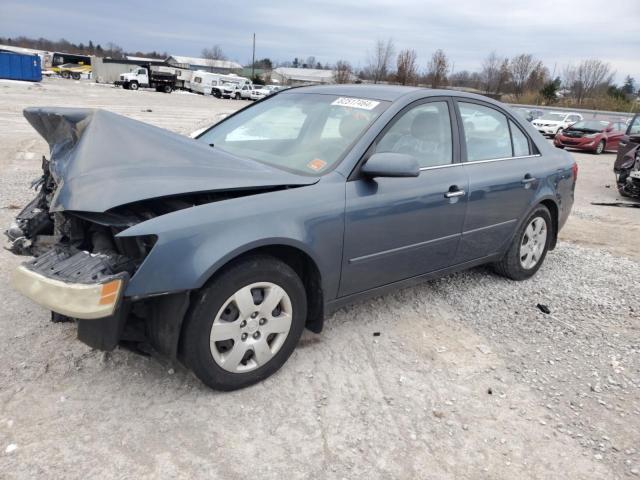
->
[117,177,346,300]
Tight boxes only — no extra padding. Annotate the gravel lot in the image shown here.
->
[0,78,638,480]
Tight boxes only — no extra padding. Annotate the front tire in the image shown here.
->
[594,140,605,155]
[493,205,552,280]
[129,82,139,91]
[182,255,307,390]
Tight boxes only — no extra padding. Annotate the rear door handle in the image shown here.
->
[444,187,465,198]
[521,174,536,185]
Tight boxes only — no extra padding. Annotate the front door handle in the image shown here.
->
[444,187,465,198]
[521,174,536,185]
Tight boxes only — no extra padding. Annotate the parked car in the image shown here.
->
[221,81,252,99]
[249,85,280,101]
[238,83,255,100]
[532,112,583,137]
[7,86,576,390]
[554,120,627,154]
[614,113,640,198]
[514,107,544,123]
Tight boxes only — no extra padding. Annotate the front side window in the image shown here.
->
[628,116,640,135]
[198,93,388,176]
[374,101,453,168]
[459,102,512,161]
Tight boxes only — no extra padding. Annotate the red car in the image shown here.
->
[554,120,627,154]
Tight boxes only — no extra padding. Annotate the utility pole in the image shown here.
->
[251,33,256,79]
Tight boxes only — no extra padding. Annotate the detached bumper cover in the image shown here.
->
[11,248,129,319]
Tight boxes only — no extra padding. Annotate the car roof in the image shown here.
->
[280,84,518,105]
[281,84,423,102]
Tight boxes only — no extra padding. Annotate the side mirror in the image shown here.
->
[361,152,420,178]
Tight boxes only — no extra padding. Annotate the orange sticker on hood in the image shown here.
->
[307,159,327,171]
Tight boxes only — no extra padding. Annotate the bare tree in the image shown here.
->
[395,49,418,85]
[333,60,353,84]
[496,58,511,94]
[365,38,395,84]
[201,45,227,60]
[526,61,549,93]
[509,54,538,98]
[481,52,510,94]
[426,49,449,89]
[563,59,613,104]
[480,51,501,93]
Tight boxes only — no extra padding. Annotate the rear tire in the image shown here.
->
[182,255,307,391]
[492,205,552,280]
[60,71,70,79]
[163,85,172,93]
[71,72,81,80]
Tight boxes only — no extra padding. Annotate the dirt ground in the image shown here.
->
[0,78,638,480]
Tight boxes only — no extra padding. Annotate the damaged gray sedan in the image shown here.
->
[7,86,576,390]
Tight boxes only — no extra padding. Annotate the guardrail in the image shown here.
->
[508,103,634,121]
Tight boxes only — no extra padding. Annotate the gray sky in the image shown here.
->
[1,0,639,82]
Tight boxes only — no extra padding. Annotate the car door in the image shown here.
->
[606,123,625,150]
[616,115,640,168]
[455,99,540,262]
[339,98,468,297]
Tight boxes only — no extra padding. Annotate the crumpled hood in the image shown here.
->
[24,107,317,212]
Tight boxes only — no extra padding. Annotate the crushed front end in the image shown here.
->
[615,144,640,199]
[6,156,157,350]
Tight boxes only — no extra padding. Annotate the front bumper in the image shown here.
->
[11,248,128,320]
[554,136,598,150]
[534,125,561,135]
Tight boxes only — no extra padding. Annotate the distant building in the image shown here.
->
[271,67,337,85]
[166,55,242,74]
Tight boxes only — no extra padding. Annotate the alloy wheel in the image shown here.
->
[519,217,547,269]
[209,282,293,373]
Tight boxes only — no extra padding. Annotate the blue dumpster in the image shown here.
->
[0,52,42,82]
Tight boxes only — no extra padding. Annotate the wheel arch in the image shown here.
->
[197,241,325,333]
[538,198,559,250]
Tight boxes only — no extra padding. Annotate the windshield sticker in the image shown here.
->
[307,159,327,171]
[331,97,380,110]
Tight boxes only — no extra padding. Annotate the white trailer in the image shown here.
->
[189,71,251,97]
[190,71,226,95]
[174,68,193,90]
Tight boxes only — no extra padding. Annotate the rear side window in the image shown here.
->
[460,102,532,160]
[510,120,531,156]
[459,102,512,161]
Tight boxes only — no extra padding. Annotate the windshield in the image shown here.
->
[569,120,608,131]
[197,93,389,176]
[540,113,566,121]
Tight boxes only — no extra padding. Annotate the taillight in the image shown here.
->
[571,162,578,182]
